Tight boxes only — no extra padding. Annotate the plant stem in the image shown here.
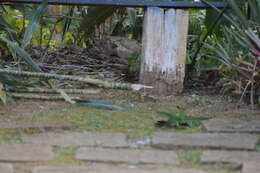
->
[9,93,86,101]
[0,69,152,91]
[5,87,101,94]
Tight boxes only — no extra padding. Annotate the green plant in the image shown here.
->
[128,52,141,69]
[49,146,78,166]
[256,138,260,152]
[157,109,208,128]
[0,82,6,104]
[201,0,260,106]
[178,150,201,165]
[0,1,47,71]
[78,6,118,41]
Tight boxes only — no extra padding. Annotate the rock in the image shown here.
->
[202,117,260,133]
[0,122,71,131]
[32,166,92,173]
[0,144,54,162]
[99,36,141,60]
[201,150,260,164]
[152,132,258,150]
[0,163,14,173]
[32,165,208,173]
[75,147,180,165]
[243,162,260,173]
[201,151,260,173]
[22,132,128,147]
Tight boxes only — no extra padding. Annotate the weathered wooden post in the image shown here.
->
[140,7,189,96]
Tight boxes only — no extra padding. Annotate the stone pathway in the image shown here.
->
[0,117,259,173]
[202,118,260,133]
[153,132,258,150]
[0,163,13,173]
[75,148,180,165]
[32,165,209,173]
[201,150,260,163]
[0,122,71,131]
[22,132,128,147]
[0,144,54,162]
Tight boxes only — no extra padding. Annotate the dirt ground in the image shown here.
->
[1,90,260,135]
[0,90,259,173]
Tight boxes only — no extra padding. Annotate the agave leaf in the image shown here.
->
[182,116,209,122]
[0,37,42,72]
[22,0,48,48]
[216,42,230,60]
[257,1,260,17]
[56,89,75,104]
[0,74,27,87]
[157,111,177,119]
[205,8,229,36]
[207,55,230,67]
[0,4,4,12]
[227,0,249,28]
[228,31,247,48]
[75,100,125,110]
[179,116,208,127]
[201,0,241,32]
[248,0,260,25]
[0,82,6,104]
[0,15,13,29]
[9,4,31,17]
[245,29,260,51]
[127,8,137,27]
[157,109,206,128]
[231,30,255,49]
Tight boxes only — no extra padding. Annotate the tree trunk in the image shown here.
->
[140,7,189,96]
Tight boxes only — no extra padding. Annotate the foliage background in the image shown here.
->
[0,0,259,106]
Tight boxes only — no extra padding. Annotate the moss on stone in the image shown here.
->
[49,146,79,166]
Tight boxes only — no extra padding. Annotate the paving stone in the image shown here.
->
[0,163,14,173]
[0,122,71,131]
[242,162,260,173]
[75,147,180,165]
[201,150,260,164]
[152,132,258,150]
[202,118,260,133]
[22,132,128,147]
[32,166,208,173]
[0,144,54,162]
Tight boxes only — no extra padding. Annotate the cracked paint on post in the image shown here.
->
[140,7,189,95]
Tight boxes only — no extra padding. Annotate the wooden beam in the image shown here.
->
[1,0,228,9]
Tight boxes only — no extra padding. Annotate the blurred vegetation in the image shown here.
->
[0,0,259,107]
[186,0,260,107]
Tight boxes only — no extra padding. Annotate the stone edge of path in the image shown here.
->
[0,122,72,131]
[0,163,14,173]
[201,118,260,133]
[242,162,260,173]
[31,165,209,173]
[0,144,54,162]
[200,150,260,164]
[75,147,180,165]
[152,132,259,150]
[201,150,260,173]
[22,132,129,148]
